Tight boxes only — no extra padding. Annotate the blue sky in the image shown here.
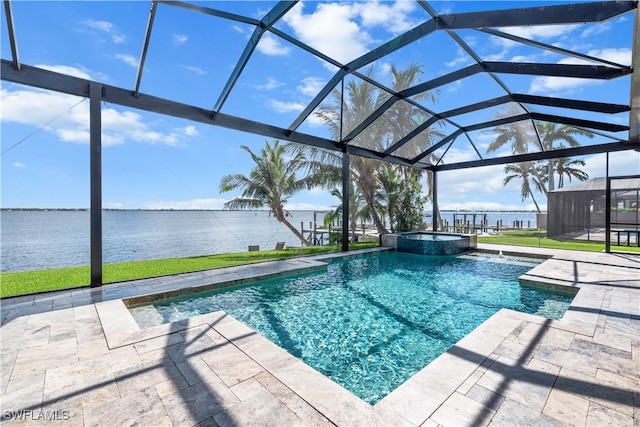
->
[1,1,639,211]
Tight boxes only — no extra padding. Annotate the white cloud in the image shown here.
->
[297,77,326,97]
[36,63,109,83]
[463,35,478,48]
[486,24,580,64]
[102,109,181,146]
[57,128,90,143]
[434,168,546,211]
[254,77,282,91]
[182,65,207,75]
[36,64,93,80]
[172,33,188,46]
[308,187,329,196]
[1,88,89,142]
[580,23,611,39]
[144,198,228,210]
[499,24,579,42]
[433,149,636,211]
[84,19,125,44]
[354,0,417,34]
[284,2,370,64]
[439,147,478,164]
[584,48,632,67]
[529,48,632,95]
[114,54,138,68]
[445,80,463,93]
[184,125,198,136]
[85,19,113,32]
[446,54,472,68]
[13,162,26,168]
[257,33,290,56]
[304,110,326,127]
[281,1,419,66]
[1,87,195,147]
[377,62,392,77]
[439,165,510,197]
[232,25,245,34]
[582,151,640,179]
[268,99,305,113]
[529,75,591,95]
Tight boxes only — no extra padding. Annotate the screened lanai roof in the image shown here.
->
[2,0,639,171]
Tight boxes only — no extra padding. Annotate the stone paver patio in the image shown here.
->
[1,245,638,426]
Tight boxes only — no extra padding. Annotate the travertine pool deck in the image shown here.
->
[1,245,638,426]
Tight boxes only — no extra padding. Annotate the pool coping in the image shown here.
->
[94,245,608,426]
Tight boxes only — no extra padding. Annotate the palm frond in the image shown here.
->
[223,197,264,210]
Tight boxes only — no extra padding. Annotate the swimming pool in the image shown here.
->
[129,251,575,404]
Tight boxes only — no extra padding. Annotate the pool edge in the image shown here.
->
[93,247,613,426]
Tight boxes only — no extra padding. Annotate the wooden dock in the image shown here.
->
[301,221,379,246]
[300,212,538,245]
[440,213,535,234]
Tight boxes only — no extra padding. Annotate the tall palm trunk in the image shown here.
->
[362,190,388,234]
[425,170,442,231]
[281,217,312,246]
[350,217,357,241]
[530,167,548,197]
[273,209,311,246]
[530,193,541,214]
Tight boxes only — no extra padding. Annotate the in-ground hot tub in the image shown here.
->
[392,232,473,255]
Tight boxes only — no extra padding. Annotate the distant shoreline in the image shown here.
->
[0,208,326,212]
[1,208,542,213]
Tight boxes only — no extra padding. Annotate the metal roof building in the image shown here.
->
[548,177,639,242]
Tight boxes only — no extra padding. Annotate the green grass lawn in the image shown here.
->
[478,230,640,253]
[3,233,638,299]
[0,243,377,298]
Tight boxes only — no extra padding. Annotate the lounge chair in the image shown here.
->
[275,241,285,250]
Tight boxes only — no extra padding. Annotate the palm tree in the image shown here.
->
[313,65,442,234]
[534,122,593,191]
[503,162,543,213]
[290,64,442,235]
[324,184,369,241]
[487,109,593,201]
[219,140,314,246]
[377,164,402,233]
[383,63,443,223]
[486,106,549,201]
[384,63,439,154]
[486,105,537,155]
[555,157,589,188]
[304,67,390,234]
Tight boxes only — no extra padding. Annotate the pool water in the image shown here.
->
[130,251,575,404]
